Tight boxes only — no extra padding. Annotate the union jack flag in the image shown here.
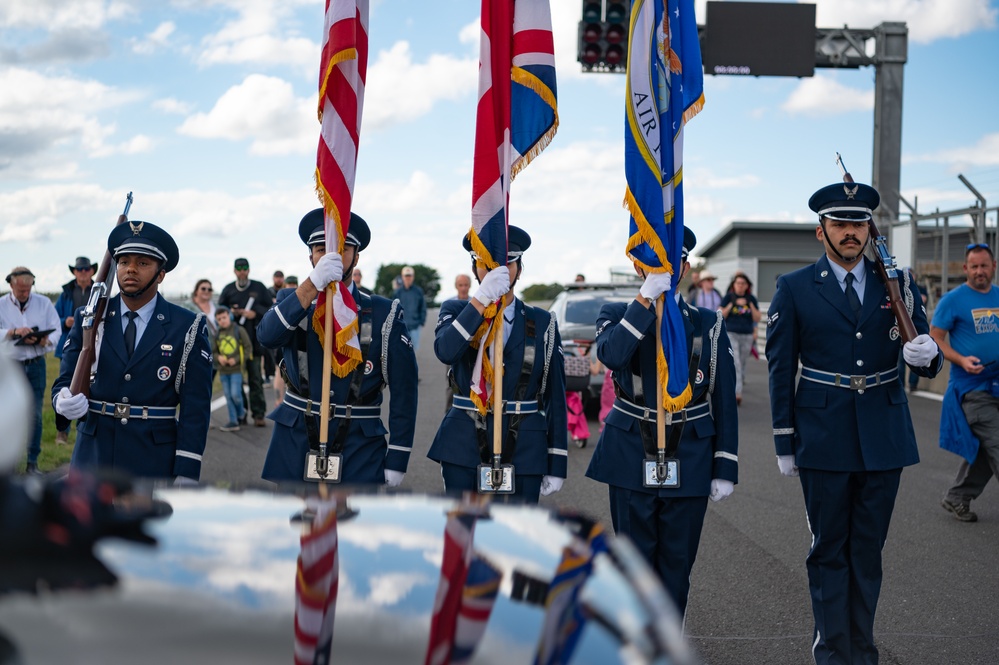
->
[313,0,368,377]
[294,500,341,665]
[467,0,558,413]
[424,510,500,665]
[623,0,704,411]
[533,522,609,665]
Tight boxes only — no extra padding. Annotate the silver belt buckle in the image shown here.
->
[850,375,866,391]
[113,402,130,420]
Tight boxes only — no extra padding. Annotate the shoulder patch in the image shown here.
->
[596,320,610,337]
[767,312,779,327]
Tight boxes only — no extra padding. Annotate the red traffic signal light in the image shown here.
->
[577,0,631,73]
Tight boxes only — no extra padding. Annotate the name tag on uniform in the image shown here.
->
[477,463,515,494]
[304,452,342,483]
[643,459,680,488]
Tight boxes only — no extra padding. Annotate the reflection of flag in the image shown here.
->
[533,523,609,665]
[467,0,558,413]
[425,512,500,665]
[294,500,340,665]
[313,0,368,377]
[450,555,502,665]
[623,0,704,411]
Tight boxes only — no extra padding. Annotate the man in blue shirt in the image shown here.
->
[393,266,426,351]
[931,243,999,522]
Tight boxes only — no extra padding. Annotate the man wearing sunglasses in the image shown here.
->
[932,242,999,522]
[218,258,273,427]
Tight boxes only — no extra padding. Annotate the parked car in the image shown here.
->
[0,474,698,665]
[548,282,640,409]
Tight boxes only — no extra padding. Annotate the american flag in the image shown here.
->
[424,511,501,665]
[294,500,341,665]
[623,0,704,411]
[533,523,609,665]
[466,0,558,413]
[313,0,368,377]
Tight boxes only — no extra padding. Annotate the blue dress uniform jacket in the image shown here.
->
[585,298,739,495]
[52,295,213,480]
[766,255,943,472]
[427,298,568,481]
[257,285,418,484]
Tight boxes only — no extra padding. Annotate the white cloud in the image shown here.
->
[364,41,478,130]
[0,0,132,31]
[176,74,315,155]
[812,0,997,45]
[780,75,873,116]
[195,0,318,73]
[153,97,194,115]
[132,21,176,55]
[906,132,999,169]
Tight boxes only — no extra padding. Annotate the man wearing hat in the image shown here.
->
[766,181,943,664]
[690,269,722,310]
[392,265,427,351]
[256,209,418,485]
[584,227,739,618]
[427,226,567,503]
[1,267,61,474]
[52,221,213,481]
[53,256,96,445]
[217,257,273,427]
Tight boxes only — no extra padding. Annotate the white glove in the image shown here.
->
[384,469,405,487]
[902,333,937,368]
[173,476,199,487]
[54,387,89,420]
[473,266,511,306]
[777,455,798,477]
[308,251,343,291]
[709,479,734,502]
[540,475,564,497]
[639,272,673,301]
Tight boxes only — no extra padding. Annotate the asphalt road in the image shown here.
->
[201,314,999,664]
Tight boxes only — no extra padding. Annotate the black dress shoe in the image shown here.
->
[25,462,40,475]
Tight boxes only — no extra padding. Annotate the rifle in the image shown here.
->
[835,153,917,344]
[70,193,134,396]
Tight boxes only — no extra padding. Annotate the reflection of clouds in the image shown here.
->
[340,522,442,553]
[367,572,433,606]
[488,505,573,557]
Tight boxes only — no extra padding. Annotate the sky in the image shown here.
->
[1,0,998,299]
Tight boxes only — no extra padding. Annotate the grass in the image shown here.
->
[16,351,222,474]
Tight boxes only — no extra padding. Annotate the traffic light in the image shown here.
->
[578,0,631,73]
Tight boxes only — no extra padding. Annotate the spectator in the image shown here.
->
[181,279,218,378]
[720,273,761,405]
[1,267,61,474]
[218,258,273,427]
[285,275,299,288]
[393,265,427,351]
[931,243,999,522]
[213,306,251,432]
[454,274,471,301]
[352,267,372,295]
[262,270,286,384]
[575,273,585,283]
[53,256,96,445]
[690,270,722,310]
[269,271,285,298]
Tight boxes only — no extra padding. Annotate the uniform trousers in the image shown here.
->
[608,486,708,618]
[440,462,541,504]
[799,467,901,665]
[944,390,999,503]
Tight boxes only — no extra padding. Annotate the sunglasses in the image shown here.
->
[234,266,249,270]
[199,286,213,292]
[966,243,991,251]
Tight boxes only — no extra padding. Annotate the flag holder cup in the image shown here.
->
[305,444,343,483]
[643,450,680,488]
[478,455,514,494]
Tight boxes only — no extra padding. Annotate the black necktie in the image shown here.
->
[844,273,862,320]
[124,311,138,358]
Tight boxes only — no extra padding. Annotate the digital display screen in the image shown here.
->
[703,2,816,77]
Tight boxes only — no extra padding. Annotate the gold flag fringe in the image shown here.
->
[510,67,559,182]
[311,296,362,378]
[317,48,358,122]
[623,188,673,275]
[657,340,692,413]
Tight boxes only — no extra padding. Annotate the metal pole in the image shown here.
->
[942,215,949,293]
[899,193,918,274]
[958,174,987,243]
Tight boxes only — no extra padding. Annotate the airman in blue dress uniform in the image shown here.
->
[53,221,213,481]
[427,226,567,503]
[256,209,418,486]
[585,227,739,617]
[766,182,944,665]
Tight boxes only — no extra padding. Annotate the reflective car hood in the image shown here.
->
[0,488,695,665]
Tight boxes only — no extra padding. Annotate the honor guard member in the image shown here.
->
[256,209,418,485]
[766,182,943,665]
[584,227,738,618]
[428,226,567,503]
[52,221,213,482]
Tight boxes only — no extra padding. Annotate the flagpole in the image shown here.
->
[491,302,505,460]
[319,283,336,485]
[655,296,666,447]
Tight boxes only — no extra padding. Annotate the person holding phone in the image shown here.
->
[931,242,999,522]
[1,267,64,473]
